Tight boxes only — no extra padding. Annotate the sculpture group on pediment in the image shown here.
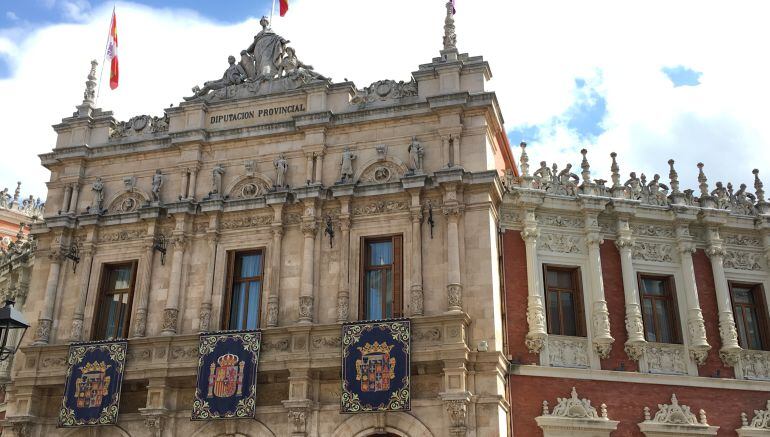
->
[0,183,44,218]
[350,79,418,105]
[110,114,169,139]
[184,17,329,103]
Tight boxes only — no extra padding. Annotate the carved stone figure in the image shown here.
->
[278,47,328,81]
[211,164,225,196]
[733,183,756,214]
[91,177,104,211]
[558,164,579,196]
[711,181,730,209]
[350,79,418,104]
[533,161,552,189]
[624,172,643,200]
[0,188,9,209]
[12,182,20,207]
[151,170,163,202]
[647,174,669,206]
[408,136,424,173]
[274,154,288,188]
[184,56,247,101]
[245,17,289,81]
[339,147,356,183]
[239,50,257,81]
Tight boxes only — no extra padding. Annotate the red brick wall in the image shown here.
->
[510,374,766,436]
[503,230,538,364]
[692,249,735,378]
[599,240,639,372]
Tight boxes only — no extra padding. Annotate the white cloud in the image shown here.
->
[0,0,769,199]
[5,11,19,21]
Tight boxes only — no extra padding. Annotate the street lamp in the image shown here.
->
[0,300,29,362]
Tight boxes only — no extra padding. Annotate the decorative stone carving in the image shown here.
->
[261,338,290,352]
[108,191,145,214]
[198,306,211,332]
[632,242,674,263]
[408,136,424,173]
[738,350,770,381]
[185,55,247,101]
[229,177,270,199]
[548,387,603,419]
[413,327,441,343]
[69,319,83,342]
[98,229,146,243]
[537,214,584,228]
[298,295,313,320]
[336,293,349,322]
[35,319,52,344]
[642,343,688,375]
[358,160,405,184]
[642,394,705,426]
[210,164,225,197]
[220,214,273,230]
[161,308,178,333]
[266,298,279,327]
[723,234,762,247]
[723,250,763,270]
[632,224,675,238]
[338,146,357,183]
[350,79,418,104]
[546,336,589,368]
[741,400,770,431]
[352,200,408,216]
[151,169,163,203]
[538,233,581,254]
[110,114,169,139]
[446,399,467,428]
[410,286,424,317]
[447,283,463,311]
[91,177,104,212]
[442,0,457,51]
[274,154,288,188]
[288,408,308,434]
[311,336,341,350]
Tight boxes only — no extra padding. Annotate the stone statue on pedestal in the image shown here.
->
[408,136,424,173]
[274,154,288,188]
[246,16,289,81]
[151,170,163,203]
[211,164,225,197]
[184,56,247,101]
[339,147,357,183]
[91,177,104,212]
[0,188,9,209]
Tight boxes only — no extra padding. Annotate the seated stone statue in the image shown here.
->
[185,56,247,101]
[278,47,328,82]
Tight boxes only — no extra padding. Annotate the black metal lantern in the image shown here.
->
[0,300,29,362]
[153,234,167,265]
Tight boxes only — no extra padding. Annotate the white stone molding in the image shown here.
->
[675,228,711,365]
[615,216,647,360]
[538,233,582,254]
[581,210,614,358]
[739,400,770,436]
[536,387,619,437]
[735,350,770,381]
[543,335,590,368]
[298,204,317,324]
[632,241,675,263]
[638,394,718,436]
[639,342,689,375]
[703,226,742,366]
[521,209,547,353]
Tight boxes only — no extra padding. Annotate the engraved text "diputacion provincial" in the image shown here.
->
[209,104,306,125]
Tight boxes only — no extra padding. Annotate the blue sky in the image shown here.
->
[1,0,769,198]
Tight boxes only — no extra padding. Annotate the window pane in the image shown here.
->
[733,287,753,304]
[642,278,666,296]
[744,308,763,350]
[556,271,573,289]
[230,282,248,330]
[642,299,656,342]
[112,267,132,290]
[239,253,262,278]
[734,306,748,349]
[246,281,261,330]
[546,271,558,287]
[547,291,559,334]
[104,297,118,339]
[366,270,384,320]
[369,242,393,266]
[654,299,674,343]
[560,292,577,336]
[385,270,393,318]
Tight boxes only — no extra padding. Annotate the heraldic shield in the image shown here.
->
[192,330,261,420]
[341,319,410,413]
[58,340,127,427]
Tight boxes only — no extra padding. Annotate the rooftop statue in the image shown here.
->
[184,17,329,103]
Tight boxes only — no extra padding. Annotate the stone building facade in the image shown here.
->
[502,145,770,436]
[1,5,516,437]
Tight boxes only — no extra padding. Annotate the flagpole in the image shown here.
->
[95,6,115,105]
[270,0,276,24]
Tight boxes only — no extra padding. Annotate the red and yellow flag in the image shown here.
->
[279,0,289,16]
[106,9,119,90]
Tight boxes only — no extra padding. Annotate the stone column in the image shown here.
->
[60,185,72,214]
[68,184,80,214]
[336,200,351,322]
[188,166,199,200]
[585,231,614,358]
[179,169,189,199]
[451,135,461,169]
[198,233,219,332]
[161,234,186,335]
[305,153,314,184]
[676,228,710,365]
[409,205,424,316]
[299,217,316,324]
[441,136,451,168]
[266,225,283,327]
[69,243,95,341]
[615,218,646,360]
[132,236,156,338]
[33,249,62,344]
[705,227,741,365]
[283,368,312,437]
[522,209,547,353]
[444,206,463,313]
[314,151,324,185]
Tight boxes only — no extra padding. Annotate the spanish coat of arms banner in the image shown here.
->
[58,340,127,427]
[341,319,411,413]
[191,330,262,420]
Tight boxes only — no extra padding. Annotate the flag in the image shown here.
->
[280,0,289,16]
[106,9,119,90]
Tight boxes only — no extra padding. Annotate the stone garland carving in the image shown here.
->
[413,327,442,343]
[544,387,607,419]
[723,250,763,271]
[742,400,770,429]
[739,350,770,380]
[632,242,674,263]
[110,114,169,139]
[643,394,707,426]
[644,343,688,374]
[288,408,308,434]
[220,214,273,230]
[547,336,589,368]
[161,308,179,333]
[298,295,313,320]
[358,160,405,184]
[632,224,675,238]
[98,229,146,243]
[536,214,584,228]
[352,200,409,216]
[446,400,468,428]
[261,338,290,353]
[169,346,198,361]
[537,234,581,254]
[723,234,762,247]
[350,79,418,104]
[311,336,341,350]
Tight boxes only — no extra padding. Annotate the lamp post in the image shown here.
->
[0,300,29,361]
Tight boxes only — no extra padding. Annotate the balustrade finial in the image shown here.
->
[580,149,591,186]
[519,142,530,177]
[697,162,709,197]
[610,152,621,189]
[753,169,765,202]
[668,159,680,194]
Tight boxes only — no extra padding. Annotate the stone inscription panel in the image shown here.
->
[206,99,307,129]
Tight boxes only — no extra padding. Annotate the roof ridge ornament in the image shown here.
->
[441,1,458,61]
[75,59,98,117]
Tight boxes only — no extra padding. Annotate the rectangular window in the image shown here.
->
[223,250,265,330]
[360,235,403,320]
[638,275,680,344]
[729,282,769,351]
[93,261,137,340]
[543,265,584,336]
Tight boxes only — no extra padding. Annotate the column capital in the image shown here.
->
[301,220,317,236]
[615,236,635,250]
[521,227,539,243]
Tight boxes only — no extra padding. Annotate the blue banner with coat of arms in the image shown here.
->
[341,319,411,413]
[191,330,261,420]
[58,340,127,427]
